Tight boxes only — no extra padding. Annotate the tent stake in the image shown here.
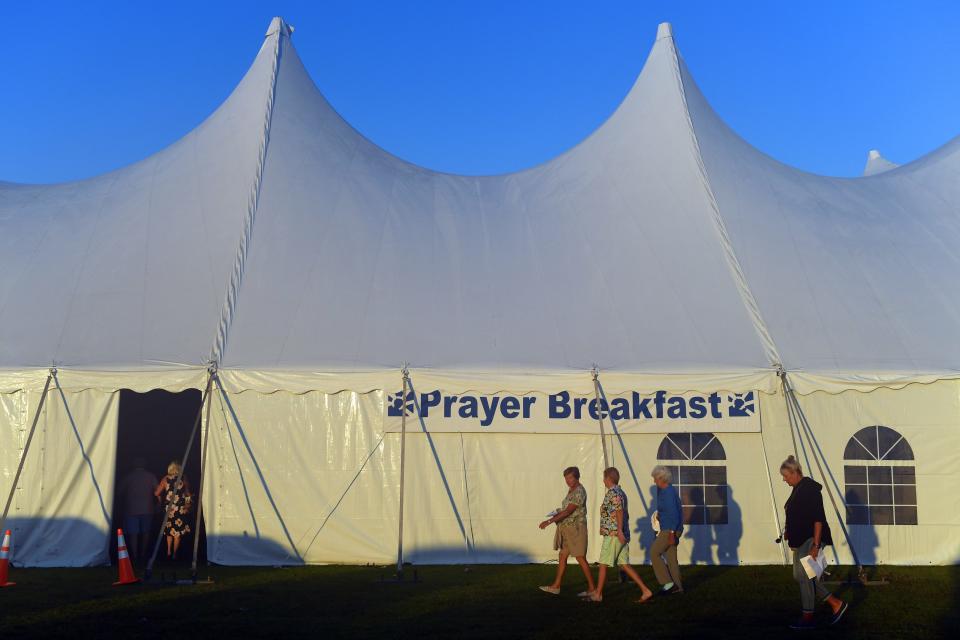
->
[145,371,214,581]
[0,371,54,534]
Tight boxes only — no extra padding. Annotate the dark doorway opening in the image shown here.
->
[112,389,207,566]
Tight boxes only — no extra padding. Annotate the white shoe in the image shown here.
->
[577,590,594,598]
[539,586,560,595]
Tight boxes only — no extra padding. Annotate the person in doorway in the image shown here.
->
[117,457,158,562]
[780,455,848,629]
[155,461,193,560]
[589,467,654,603]
[650,465,684,595]
[538,466,596,596]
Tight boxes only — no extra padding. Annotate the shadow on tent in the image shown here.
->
[210,377,478,566]
[596,382,745,567]
[683,485,744,566]
[3,517,112,568]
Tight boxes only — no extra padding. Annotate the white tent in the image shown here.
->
[1,19,958,567]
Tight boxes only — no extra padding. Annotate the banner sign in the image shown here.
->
[384,389,761,434]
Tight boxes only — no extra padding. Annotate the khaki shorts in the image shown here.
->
[554,523,588,557]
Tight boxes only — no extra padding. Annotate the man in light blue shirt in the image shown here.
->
[651,465,684,594]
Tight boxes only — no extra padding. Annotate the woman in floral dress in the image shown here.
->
[154,460,193,560]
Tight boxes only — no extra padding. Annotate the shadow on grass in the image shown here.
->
[2,564,959,639]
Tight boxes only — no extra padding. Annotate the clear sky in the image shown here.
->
[2,1,958,183]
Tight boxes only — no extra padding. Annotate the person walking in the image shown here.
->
[650,465,684,595]
[154,461,194,561]
[589,467,654,603]
[538,466,596,596]
[117,457,157,562]
[780,456,848,629]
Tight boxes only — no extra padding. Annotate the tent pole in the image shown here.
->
[759,371,789,564]
[396,367,410,578]
[145,371,214,581]
[191,372,215,581]
[780,372,865,578]
[591,367,610,469]
[0,371,54,534]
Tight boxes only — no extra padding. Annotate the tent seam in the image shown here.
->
[665,36,783,370]
[208,26,286,366]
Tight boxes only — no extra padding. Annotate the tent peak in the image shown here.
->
[656,22,673,41]
[265,16,294,38]
[863,148,899,176]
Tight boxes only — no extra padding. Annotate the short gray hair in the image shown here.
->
[651,465,672,483]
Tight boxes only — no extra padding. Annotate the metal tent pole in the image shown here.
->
[396,368,410,576]
[757,374,789,565]
[191,374,215,582]
[396,367,410,578]
[0,371,54,534]
[145,371,214,580]
[591,367,610,469]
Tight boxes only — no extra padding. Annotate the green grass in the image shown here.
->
[1,563,956,638]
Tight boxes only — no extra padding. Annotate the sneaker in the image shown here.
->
[538,586,560,595]
[577,590,594,598]
[830,602,849,626]
[789,617,816,630]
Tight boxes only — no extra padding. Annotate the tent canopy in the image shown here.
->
[1,18,958,391]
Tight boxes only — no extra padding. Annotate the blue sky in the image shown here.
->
[2,1,958,183]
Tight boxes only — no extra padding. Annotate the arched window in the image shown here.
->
[656,433,727,525]
[843,426,917,525]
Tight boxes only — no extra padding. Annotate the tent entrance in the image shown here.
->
[113,389,206,565]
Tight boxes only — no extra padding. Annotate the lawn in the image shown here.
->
[0,563,956,638]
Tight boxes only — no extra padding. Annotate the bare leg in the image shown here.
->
[165,535,173,557]
[621,564,654,601]
[549,550,569,589]
[595,564,608,599]
[824,593,843,614]
[173,535,181,559]
[574,555,596,593]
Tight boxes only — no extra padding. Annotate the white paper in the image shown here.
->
[651,511,661,534]
[800,553,828,579]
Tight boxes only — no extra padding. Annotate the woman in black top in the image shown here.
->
[780,456,848,629]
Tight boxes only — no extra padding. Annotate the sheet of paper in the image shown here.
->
[800,553,828,579]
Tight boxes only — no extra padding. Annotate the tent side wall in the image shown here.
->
[1,373,956,566]
[778,381,960,565]
[0,387,118,567]
[203,377,960,566]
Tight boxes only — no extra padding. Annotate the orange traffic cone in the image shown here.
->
[0,529,14,587]
[113,529,140,586]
